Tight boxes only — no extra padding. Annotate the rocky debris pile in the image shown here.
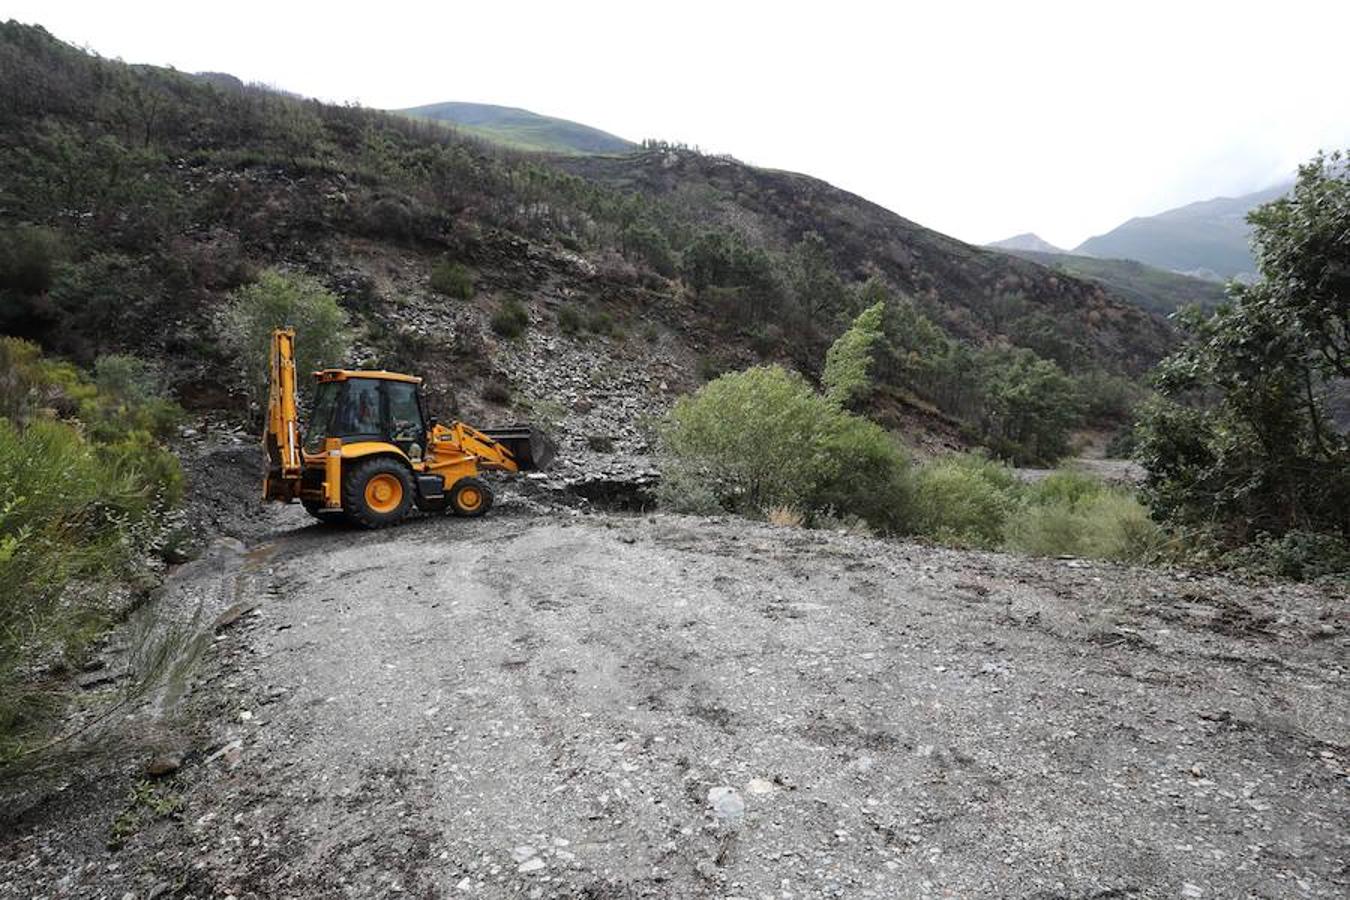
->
[494,325,692,459]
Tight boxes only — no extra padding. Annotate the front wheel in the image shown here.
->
[449,476,493,518]
[342,457,414,529]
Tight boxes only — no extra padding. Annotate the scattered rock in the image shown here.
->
[518,857,546,874]
[214,602,258,631]
[145,752,184,777]
[76,668,122,690]
[510,846,537,863]
[707,786,745,823]
[745,778,774,795]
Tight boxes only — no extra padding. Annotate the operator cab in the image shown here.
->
[303,370,428,459]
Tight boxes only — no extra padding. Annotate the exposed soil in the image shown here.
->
[2,495,1346,899]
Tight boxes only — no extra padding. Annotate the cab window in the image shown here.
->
[332,378,383,439]
[385,381,424,445]
[303,381,340,453]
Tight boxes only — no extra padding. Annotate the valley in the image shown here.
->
[1,17,1347,900]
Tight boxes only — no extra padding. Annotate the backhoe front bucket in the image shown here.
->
[483,424,556,471]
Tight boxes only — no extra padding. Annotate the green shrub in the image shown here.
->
[1004,471,1163,562]
[587,309,615,336]
[1026,470,1102,507]
[1220,531,1350,581]
[482,379,511,405]
[222,269,351,410]
[0,407,181,760]
[430,259,474,299]
[620,222,676,277]
[88,354,182,441]
[0,225,64,295]
[558,305,583,336]
[911,454,1018,548]
[490,299,529,339]
[658,365,911,532]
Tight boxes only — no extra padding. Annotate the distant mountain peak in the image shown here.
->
[394,100,634,156]
[1072,182,1292,281]
[987,233,1065,254]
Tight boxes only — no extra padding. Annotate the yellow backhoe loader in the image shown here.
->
[262,328,552,528]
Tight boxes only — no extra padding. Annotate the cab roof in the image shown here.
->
[313,369,422,385]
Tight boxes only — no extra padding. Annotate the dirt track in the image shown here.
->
[2,505,1347,899]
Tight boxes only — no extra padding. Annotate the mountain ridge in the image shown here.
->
[396,100,635,155]
[1072,182,1291,280]
[987,233,1065,254]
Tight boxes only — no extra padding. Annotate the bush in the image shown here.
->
[766,505,805,528]
[0,343,183,761]
[430,259,474,299]
[587,309,615,336]
[0,224,64,295]
[490,298,530,339]
[88,354,182,441]
[911,455,1018,548]
[1004,490,1161,562]
[557,305,583,336]
[1220,531,1350,581]
[482,379,511,405]
[620,222,676,277]
[222,269,351,410]
[658,365,911,532]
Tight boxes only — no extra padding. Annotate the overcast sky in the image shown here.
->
[10,1,1349,247]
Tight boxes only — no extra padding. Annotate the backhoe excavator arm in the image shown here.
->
[263,327,303,501]
[433,422,554,472]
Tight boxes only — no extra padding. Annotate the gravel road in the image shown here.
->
[2,507,1347,899]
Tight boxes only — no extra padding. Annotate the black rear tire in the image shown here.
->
[449,476,493,518]
[342,457,414,529]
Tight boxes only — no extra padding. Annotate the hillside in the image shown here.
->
[987,232,1064,254]
[397,101,635,155]
[554,151,1173,373]
[0,21,1172,469]
[1075,183,1291,281]
[994,249,1228,315]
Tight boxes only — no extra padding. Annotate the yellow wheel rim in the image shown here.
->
[364,473,403,514]
[457,486,483,512]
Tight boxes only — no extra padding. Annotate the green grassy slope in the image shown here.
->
[996,249,1228,315]
[397,101,635,155]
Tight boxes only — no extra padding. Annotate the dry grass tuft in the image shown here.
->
[765,505,805,528]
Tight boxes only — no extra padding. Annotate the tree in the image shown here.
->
[1136,151,1350,545]
[222,269,351,411]
[974,347,1080,465]
[822,301,885,407]
[790,231,845,320]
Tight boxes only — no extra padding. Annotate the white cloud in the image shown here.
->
[9,0,1349,247]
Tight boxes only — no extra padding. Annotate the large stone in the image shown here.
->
[707,786,745,823]
[145,752,184,777]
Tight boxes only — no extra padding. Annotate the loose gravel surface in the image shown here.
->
[2,509,1347,899]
